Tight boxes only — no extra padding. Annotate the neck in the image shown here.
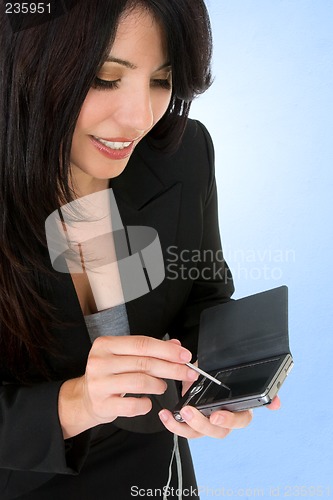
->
[70,169,109,199]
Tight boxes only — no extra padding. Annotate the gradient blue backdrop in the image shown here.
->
[188,1,333,498]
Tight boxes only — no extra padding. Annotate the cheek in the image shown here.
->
[152,91,172,123]
[74,92,108,133]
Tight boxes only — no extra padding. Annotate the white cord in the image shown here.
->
[175,434,183,500]
[163,434,183,500]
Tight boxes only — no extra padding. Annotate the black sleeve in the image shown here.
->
[168,121,234,358]
[0,380,90,474]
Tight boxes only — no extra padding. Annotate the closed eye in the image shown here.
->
[151,79,172,90]
[92,77,172,92]
[92,78,120,90]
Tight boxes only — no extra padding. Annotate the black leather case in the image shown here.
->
[197,286,290,372]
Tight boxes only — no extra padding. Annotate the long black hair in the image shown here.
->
[0,0,213,381]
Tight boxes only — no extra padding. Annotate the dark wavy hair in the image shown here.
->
[0,0,213,380]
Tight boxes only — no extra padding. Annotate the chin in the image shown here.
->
[107,159,130,179]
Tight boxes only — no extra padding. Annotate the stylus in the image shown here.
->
[186,362,222,386]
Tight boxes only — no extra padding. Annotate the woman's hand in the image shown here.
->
[158,363,281,440]
[58,336,198,439]
[158,405,253,439]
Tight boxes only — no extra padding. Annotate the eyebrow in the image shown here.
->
[105,56,171,72]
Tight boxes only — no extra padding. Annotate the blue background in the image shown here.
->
[189,1,333,497]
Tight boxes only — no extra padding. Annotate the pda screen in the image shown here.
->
[197,357,283,403]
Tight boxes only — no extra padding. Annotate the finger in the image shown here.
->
[92,335,192,364]
[266,396,281,410]
[90,354,199,383]
[158,409,203,439]
[178,406,233,439]
[115,396,153,418]
[92,395,154,422]
[86,373,168,397]
[168,339,182,346]
[209,409,253,429]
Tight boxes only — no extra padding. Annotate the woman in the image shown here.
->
[0,1,278,498]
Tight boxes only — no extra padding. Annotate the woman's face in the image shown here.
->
[70,7,172,196]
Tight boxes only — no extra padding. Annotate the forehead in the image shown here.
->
[108,6,168,61]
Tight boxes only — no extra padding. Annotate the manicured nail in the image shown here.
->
[180,349,192,362]
[169,339,182,345]
[187,369,199,380]
[180,407,193,422]
[159,410,169,423]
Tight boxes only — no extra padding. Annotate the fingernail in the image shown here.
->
[187,369,199,380]
[211,414,225,426]
[180,349,192,362]
[180,407,193,422]
[159,410,169,423]
[169,339,182,345]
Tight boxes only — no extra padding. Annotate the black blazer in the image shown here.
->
[0,119,234,498]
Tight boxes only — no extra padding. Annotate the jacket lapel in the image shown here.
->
[111,141,183,337]
[46,268,92,378]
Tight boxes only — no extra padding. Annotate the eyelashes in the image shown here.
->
[92,78,120,90]
[92,77,172,91]
[151,79,172,90]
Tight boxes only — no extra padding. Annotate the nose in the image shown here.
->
[114,84,154,135]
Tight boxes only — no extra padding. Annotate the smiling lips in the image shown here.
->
[91,135,138,160]
[94,136,132,150]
